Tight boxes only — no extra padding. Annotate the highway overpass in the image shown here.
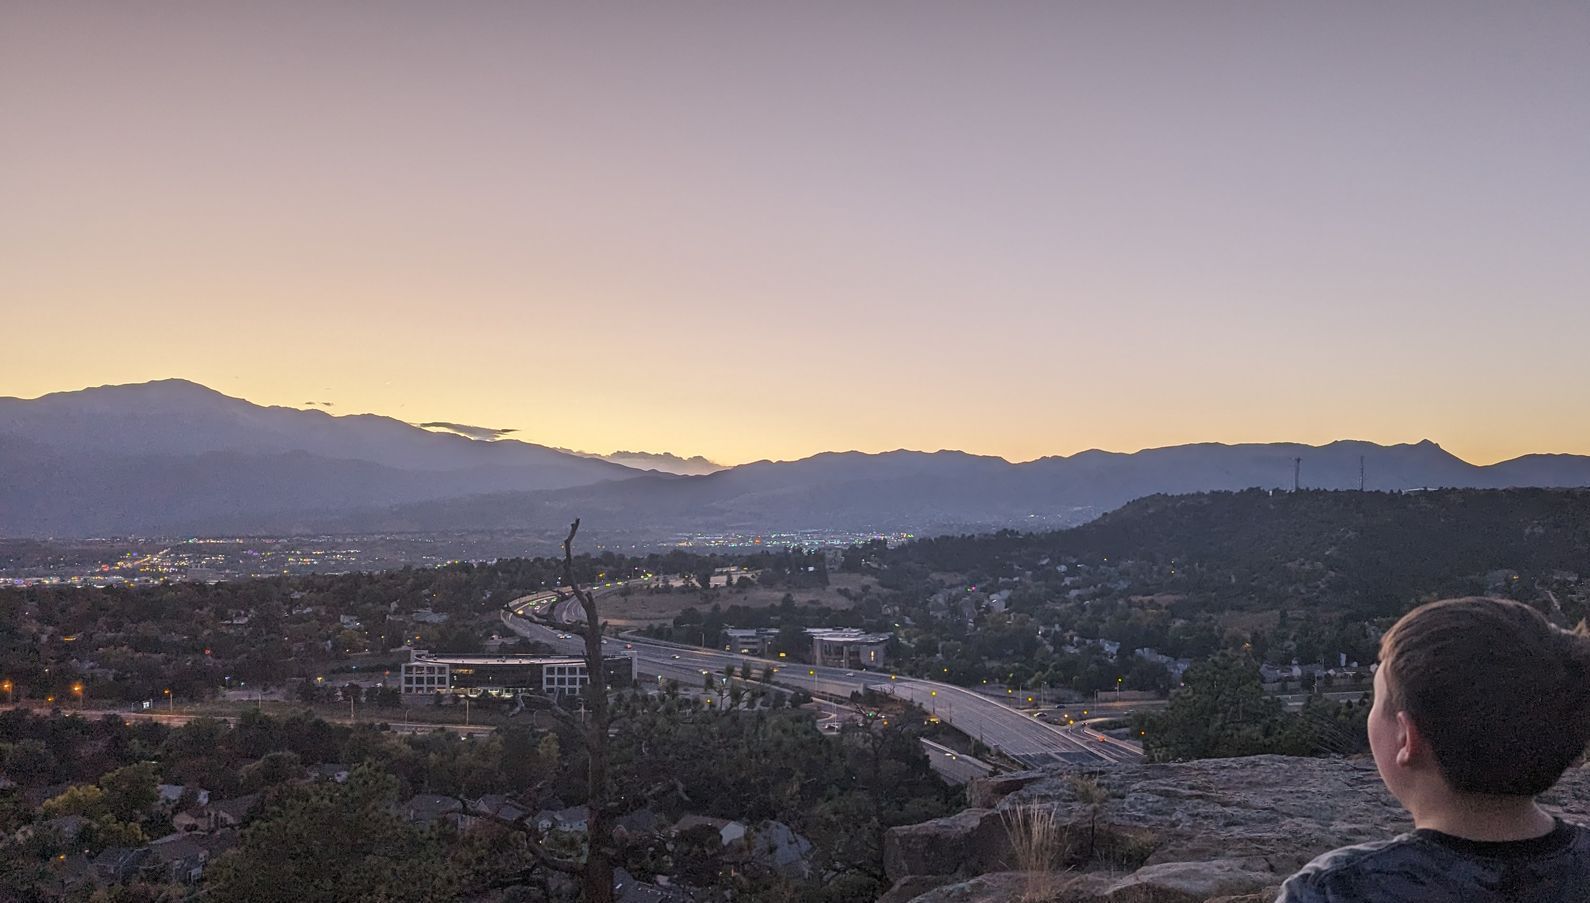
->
[500,591,1142,768]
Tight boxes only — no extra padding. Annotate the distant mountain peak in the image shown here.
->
[16,377,233,403]
[560,448,724,476]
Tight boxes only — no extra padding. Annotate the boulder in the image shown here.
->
[893,755,1590,901]
[1102,859,1276,901]
[884,808,1012,880]
[968,772,1048,809]
[1204,891,1283,903]
[904,871,1115,903]
[880,875,959,903]
[902,868,1279,903]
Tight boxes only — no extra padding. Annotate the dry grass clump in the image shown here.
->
[1000,803,1069,901]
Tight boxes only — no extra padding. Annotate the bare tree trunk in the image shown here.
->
[562,519,614,903]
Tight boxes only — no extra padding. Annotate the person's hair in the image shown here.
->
[1379,596,1590,796]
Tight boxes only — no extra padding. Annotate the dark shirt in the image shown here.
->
[1277,818,1590,902]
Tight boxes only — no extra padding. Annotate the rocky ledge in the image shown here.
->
[882,755,1590,902]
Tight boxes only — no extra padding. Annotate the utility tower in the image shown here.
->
[1293,457,1302,492]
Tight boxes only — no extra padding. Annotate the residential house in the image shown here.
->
[195,829,239,861]
[671,814,748,849]
[986,590,1012,613]
[93,847,150,884]
[156,784,210,809]
[468,794,531,827]
[743,821,814,879]
[613,808,667,841]
[534,805,588,833]
[208,793,259,829]
[313,763,350,783]
[142,833,208,884]
[718,821,748,846]
[614,867,695,903]
[172,807,211,833]
[672,814,731,838]
[400,794,463,829]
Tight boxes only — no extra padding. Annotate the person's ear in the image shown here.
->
[1394,711,1421,767]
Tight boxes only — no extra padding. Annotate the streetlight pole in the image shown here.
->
[72,682,84,711]
[2,679,13,705]
[164,688,173,713]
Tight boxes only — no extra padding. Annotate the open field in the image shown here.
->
[598,572,875,627]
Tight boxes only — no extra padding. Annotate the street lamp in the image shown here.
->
[164,688,173,712]
[1,679,13,705]
[72,682,84,710]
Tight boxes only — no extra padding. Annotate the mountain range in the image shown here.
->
[3,380,1589,539]
[560,449,725,476]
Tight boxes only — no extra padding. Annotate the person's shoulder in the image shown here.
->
[1561,820,1590,859]
[1276,834,1433,902]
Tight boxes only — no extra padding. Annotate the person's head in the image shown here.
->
[1369,596,1590,807]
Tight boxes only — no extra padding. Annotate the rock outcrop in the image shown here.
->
[884,755,1590,902]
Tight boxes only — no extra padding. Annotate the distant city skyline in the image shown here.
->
[5,4,1589,466]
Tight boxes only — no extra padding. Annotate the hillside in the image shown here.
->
[883,488,1590,624]
[5,380,1590,538]
[0,380,640,535]
[210,443,1590,540]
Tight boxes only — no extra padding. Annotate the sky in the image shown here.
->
[4,3,1589,466]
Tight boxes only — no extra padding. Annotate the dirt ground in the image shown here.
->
[601,572,874,627]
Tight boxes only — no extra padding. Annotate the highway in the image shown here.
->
[920,738,995,785]
[500,590,1144,768]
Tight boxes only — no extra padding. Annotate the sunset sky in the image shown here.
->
[4,3,1588,466]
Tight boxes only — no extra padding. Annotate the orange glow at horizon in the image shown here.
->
[4,4,1589,467]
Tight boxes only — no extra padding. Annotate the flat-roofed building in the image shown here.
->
[723,627,779,655]
[805,628,891,669]
[400,650,634,699]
